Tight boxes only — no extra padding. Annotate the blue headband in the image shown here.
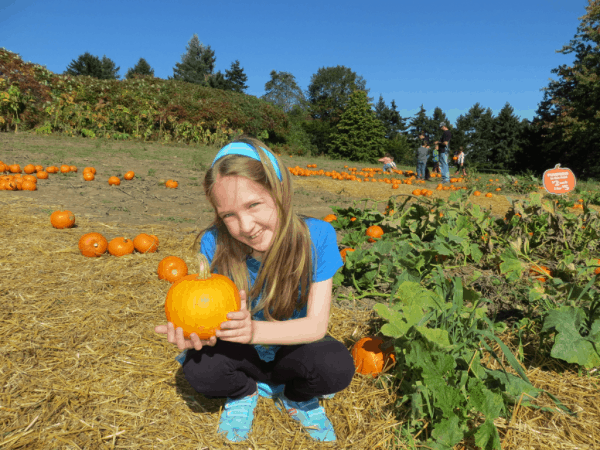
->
[211,142,283,181]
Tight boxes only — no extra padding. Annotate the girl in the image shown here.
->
[154,137,355,444]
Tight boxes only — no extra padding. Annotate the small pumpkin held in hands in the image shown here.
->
[157,256,188,283]
[351,336,396,377]
[79,232,108,257]
[108,237,135,257]
[164,253,241,339]
[50,210,76,229]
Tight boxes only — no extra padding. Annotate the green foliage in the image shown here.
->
[125,58,155,79]
[65,52,120,80]
[0,49,288,141]
[262,70,306,113]
[171,34,216,85]
[327,90,387,162]
[307,65,369,154]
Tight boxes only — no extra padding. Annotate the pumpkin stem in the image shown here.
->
[196,253,210,280]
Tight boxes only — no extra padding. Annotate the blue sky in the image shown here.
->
[1,0,588,125]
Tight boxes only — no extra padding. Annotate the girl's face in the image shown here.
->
[212,175,279,262]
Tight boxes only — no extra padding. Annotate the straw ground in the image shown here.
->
[2,196,600,449]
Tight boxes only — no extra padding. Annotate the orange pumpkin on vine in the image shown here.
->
[322,214,337,223]
[340,248,355,262]
[366,225,384,243]
[351,336,396,377]
[164,253,241,339]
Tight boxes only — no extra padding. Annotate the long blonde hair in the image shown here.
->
[194,136,315,321]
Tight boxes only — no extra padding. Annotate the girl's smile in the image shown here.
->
[212,175,278,261]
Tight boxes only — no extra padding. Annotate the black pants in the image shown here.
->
[182,335,355,402]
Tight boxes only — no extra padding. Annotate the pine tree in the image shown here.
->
[224,60,248,93]
[125,58,155,79]
[375,95,407,139]
[328,90,387,161]
[489,103,524,170]
[455,103,495,165]
[172,34,216,85]
[408,105,432,141]
[262,70,305,112]
[532,0,600,178]
[65,52,120,80]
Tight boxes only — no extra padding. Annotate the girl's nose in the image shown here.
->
[238,213,255,234]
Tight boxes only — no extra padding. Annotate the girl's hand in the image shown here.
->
[154,322,217,351]
[216,290,254,344]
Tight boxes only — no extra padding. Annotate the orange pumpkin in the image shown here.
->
[485,193,493,198]
[83,171,95,181]
[351,336,396,377]
[21,180,37,191]
[164,253,241,339]
[340,248,355,262]
[108,237,135,257]
[158,256,189,283]
[78,232,108,257]
[83,167,96,174]
[23,164,36,174]
[473,191,481,196]
[50,210,76,229]
[124,171,135,180]
[34,165,43,172]
[366,225,384,243]
[69,165,77,172]
[108,176,121,186]
[133,233,159,253]
[60,165,70,173]
[165,179,178,189]
[542,164,576,194]
[412,189,421,196]
[9,164,21,173]
[322,214,337,223]
[36,170,49,179]
[46,166,59,174]
[530,265,552,282]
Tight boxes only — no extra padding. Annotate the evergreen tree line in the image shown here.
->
[62,1,599,179]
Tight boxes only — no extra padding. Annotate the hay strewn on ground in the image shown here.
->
[1,196,599,449]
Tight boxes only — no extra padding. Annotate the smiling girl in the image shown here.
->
[154,137,355,443]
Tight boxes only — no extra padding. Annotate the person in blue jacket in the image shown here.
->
[155,137,355,443]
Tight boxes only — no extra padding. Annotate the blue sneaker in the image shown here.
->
[275,394,337,442]
[257,381,284,399]
[218,391,258,442]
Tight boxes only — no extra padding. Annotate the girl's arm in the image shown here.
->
[251,278,333,345]
[217,278,333,345]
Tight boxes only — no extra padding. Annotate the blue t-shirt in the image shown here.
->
[199,217,343,362]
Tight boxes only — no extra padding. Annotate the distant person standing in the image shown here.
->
[416,143,429,180]
[434,123,451,183]
[455,147,467,177]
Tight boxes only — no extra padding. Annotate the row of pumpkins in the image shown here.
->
[51,209,395,377]
[0,162,179,189]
